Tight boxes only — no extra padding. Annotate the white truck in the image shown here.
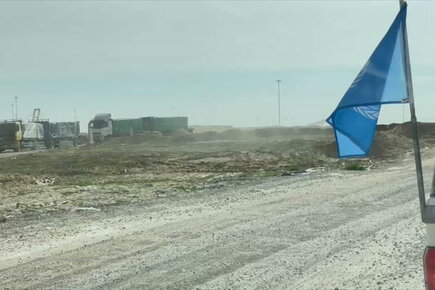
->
[22,122,45,150]
[88,113,112,144]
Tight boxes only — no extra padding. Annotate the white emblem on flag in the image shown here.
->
[350,62,369,88]
[353,106,379,120]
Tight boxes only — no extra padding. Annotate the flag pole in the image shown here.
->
[400,0,427,221]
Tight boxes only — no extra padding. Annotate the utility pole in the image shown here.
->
[14,96,18,120]
[11,104,14,120]
[277,80,281,126]
[74,108,77,122]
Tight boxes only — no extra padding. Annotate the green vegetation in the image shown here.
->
[344,163,366,171]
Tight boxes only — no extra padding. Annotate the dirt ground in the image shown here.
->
[0,127,332,221]
[0,145,431,289]
[0,125,419,222]
[0,124,433,289]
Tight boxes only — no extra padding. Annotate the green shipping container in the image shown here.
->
[113,118,143,136]
[142,117,188,133]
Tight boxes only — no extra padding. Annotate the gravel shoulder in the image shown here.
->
[0,150,431,289]
[0,148,46,159]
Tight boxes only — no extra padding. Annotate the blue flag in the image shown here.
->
[327,3,409,158]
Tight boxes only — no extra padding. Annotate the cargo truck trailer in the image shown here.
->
[88,114,189,144]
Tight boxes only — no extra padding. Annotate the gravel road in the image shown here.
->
[0,149,46,159]
[0,153,431,289]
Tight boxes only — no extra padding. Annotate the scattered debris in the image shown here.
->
[72,207,101,212]
[33,177,55,186]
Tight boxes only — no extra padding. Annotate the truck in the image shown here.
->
[23,110,52,149]
[35,120,52,149]
[22,122,45,149]
[88,114,189,144]
[88,113,112,144]
[50,121,80,147]
[22,120,80,149]
[113,118,143,137]
[141,117,188,133]
[0,120,23,152]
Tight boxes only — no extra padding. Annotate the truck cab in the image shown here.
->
[0,121,23,152]
[88,113,113,144]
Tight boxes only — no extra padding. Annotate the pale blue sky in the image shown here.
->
[1,0,435,129]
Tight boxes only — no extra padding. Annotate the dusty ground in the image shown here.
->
[0,148,430,289]
[0,127,339,221]
[0,125,432,289]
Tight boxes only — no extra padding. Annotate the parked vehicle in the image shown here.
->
[34,120,52,149]
[0,120,23,152]
[22,122,44,150]
[112,118,143,137]
[50,121,80,147]
[88,113,112,144]
[23,109,53,149]
[88,114,189,144]
[142,117,188,133]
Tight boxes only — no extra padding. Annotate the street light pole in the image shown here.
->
[277,80,281,126]
[11,104,14,120]
[14,96,18,120]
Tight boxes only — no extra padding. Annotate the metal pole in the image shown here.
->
[400,0,426,220]
[277,80,281,126]
[14,96,17,120]
[11,104,14,120]
[402,105,405,123]
[431,167,435,196]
